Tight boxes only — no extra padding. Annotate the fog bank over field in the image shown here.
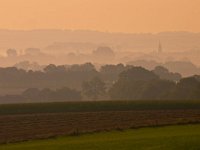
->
[0,30,200,68]
[0,30,200,52]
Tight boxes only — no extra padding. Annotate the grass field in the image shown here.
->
[1,124,200,150]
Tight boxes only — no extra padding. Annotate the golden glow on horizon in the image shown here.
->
[0,0,200,33]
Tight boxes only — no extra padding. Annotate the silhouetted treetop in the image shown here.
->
[119,67,159,81]
[93,46,115,57]
[153,66,182,82]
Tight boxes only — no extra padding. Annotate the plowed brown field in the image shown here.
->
[0,109,200,144]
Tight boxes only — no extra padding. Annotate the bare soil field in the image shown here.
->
[0,109,200,144]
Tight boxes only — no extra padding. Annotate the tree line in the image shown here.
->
[0,63,200,103]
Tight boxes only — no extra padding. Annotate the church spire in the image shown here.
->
[158,41,162,53]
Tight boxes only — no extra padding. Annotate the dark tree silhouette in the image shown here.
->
[82,77,106,100]
[109,67,174,100]
[171,77,200,100]
[153,66,182,82]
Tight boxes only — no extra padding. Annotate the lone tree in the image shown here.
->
[82,77,106,100]
[6,49,18,57]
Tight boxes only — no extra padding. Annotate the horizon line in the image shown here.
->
[0,28,199,35]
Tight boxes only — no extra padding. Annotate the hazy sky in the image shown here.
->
[0,0,200,33]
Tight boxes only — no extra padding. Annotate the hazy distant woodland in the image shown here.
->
[0,30,200,103]
[1,62,200,103]
[0,30,200,67]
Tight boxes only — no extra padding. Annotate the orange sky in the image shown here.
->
[0,0,200,33]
